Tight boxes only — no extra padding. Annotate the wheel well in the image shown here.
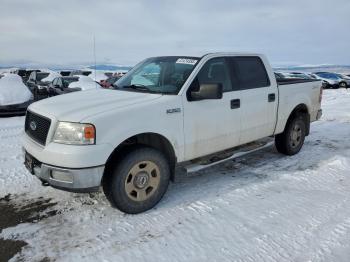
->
[104,133,177,182]
[286,104,310,135]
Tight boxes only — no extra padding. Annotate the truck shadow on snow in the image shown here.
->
[0,194,57,261]
[158,133,347,210]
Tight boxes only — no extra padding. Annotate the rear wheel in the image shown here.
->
[103,147,170,214]
[275,115,306,155]
[340,82,347,88]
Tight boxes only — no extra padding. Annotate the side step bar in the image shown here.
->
[185,139,274,173]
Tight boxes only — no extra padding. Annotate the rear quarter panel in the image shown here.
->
[275,81,322,134]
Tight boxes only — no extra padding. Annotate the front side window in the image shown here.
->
[114,56,199,94]
[189,57,233,93]
[232,57,270,89]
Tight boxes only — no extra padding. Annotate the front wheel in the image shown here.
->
[103,147,170,214]
[275,115,306,155]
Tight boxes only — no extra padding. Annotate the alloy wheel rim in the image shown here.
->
[125,161,160,201]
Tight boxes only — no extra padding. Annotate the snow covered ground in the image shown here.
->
[1,89,350,261]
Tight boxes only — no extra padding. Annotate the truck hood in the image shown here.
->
[29,89,162,122]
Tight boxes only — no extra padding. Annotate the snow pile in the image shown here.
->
[40,70,60,83]
[88,71,109,82]
[0,74,32,106]
[68,75,100,90]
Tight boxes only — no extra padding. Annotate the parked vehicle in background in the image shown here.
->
[312,72,342,89]
[40,70,61,84]
[70,70,93,77]
[26,71,50,89]
[60,70,72,76]
[23,53,323,214]
[26,70,61,100]
[100,76,120,88]
[286,72,315,80]
[48,75,101,96]
[14,69,40,82]
[0,74,33,116]
[335,74,350,88]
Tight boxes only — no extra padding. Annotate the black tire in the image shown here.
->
[275,114,306,155]
[103,147,170,214]
[339,82,347,89]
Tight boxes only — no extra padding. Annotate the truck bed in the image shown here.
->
[277,78,320,86]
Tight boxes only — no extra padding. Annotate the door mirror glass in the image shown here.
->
[190,83,223,101]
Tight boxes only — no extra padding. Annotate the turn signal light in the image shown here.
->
[84,126,95,140]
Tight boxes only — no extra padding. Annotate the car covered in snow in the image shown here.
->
[0,74,33,116]
[14,69,41,82]
[70,70,93,77]
[23,53,323,214]
[47,75,101,96]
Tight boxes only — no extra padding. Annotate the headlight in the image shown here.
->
[53,122,95,145]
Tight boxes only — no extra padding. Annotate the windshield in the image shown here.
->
[114,56,200,94]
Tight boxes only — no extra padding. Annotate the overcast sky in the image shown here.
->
[1,0,349,67]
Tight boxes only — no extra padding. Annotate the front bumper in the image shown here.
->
[25,150,104,192]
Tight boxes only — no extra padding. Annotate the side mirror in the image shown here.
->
[190,83,223,101]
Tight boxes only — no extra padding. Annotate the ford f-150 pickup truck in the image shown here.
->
[22,53,323,214]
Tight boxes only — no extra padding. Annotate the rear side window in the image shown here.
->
[232,57,270,89]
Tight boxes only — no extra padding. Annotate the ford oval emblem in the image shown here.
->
[30,121,37,131]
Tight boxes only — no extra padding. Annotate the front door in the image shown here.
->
[183,57,241,160]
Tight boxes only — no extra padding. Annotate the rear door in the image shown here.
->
[228,56,278,144]
[183,57,241,160]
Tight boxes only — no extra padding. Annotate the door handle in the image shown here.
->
[231,99,240,109]
[268,93,275,102]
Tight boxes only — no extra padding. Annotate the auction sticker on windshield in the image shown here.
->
[176,58,198,65]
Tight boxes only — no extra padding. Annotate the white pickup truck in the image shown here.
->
[23,53,323,213]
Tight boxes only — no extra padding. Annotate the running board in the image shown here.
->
[185,140,274,173]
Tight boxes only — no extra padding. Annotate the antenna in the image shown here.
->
[93,35,97,82]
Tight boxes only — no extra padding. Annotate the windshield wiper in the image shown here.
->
[115,84,170,94]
